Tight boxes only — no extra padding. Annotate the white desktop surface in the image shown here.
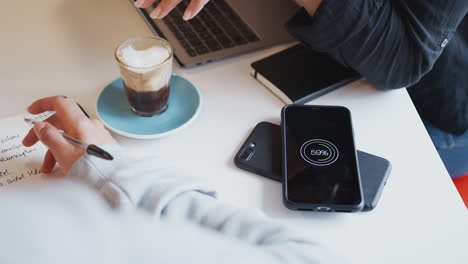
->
[1,1,467,263]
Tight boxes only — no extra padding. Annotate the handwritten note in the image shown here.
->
[0,112,56,187]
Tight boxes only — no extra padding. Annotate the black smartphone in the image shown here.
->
[281,105,363,212]
[234,122,391,211]
[234,122,282,181]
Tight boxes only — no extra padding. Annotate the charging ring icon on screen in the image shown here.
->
[300,139,339,166]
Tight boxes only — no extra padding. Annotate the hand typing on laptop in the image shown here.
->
[134,0,209,21]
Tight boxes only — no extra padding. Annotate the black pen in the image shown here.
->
[76,103,90,118]
[24,118,113,161]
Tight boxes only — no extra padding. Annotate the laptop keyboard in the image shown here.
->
[162,0,260,57]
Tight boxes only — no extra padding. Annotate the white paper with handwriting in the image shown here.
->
[0,112,57,187]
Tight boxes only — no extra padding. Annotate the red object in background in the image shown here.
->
[453,175,468,208]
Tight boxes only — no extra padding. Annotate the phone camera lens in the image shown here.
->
[239,148,254,160]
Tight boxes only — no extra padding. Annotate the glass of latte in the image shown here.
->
[115,36,173,117]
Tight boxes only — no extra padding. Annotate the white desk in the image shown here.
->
[1,1,467,263]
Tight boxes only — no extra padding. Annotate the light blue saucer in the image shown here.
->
[96,75,202,139]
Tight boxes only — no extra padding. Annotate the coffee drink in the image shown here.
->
[115,36,173,116]
[124,84,170,114]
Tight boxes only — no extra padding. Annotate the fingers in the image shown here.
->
[22,128,39,147]
[32,121,86,175]
[149,0,182,19]
[183,0,209,20]
[135,0,208,20]
[134,0,157,9]
[41,150,57,173]
[27,96,83,120]
[27,96,66,114]
[33,122,72,154]
[27,96,87,132]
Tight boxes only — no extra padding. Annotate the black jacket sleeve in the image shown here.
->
[286,0,468,89]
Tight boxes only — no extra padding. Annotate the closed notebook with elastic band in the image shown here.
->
[251,44,361,104]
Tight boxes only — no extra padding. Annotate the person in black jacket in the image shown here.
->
[138,0,467,178]
[285,0,467,178]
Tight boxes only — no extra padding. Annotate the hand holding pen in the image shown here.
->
[22,96,117,175]
[24,118,113,161]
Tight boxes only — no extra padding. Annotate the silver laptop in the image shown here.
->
[132,0,299,67]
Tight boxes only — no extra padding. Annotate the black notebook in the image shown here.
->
[251,44,360,104]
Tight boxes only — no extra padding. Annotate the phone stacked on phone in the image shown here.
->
[235,105,391,212]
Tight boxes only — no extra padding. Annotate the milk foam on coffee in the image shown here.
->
[117,45,172,92]
[119,46,169,68]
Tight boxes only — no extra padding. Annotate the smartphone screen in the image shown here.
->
[282,105,362,209]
